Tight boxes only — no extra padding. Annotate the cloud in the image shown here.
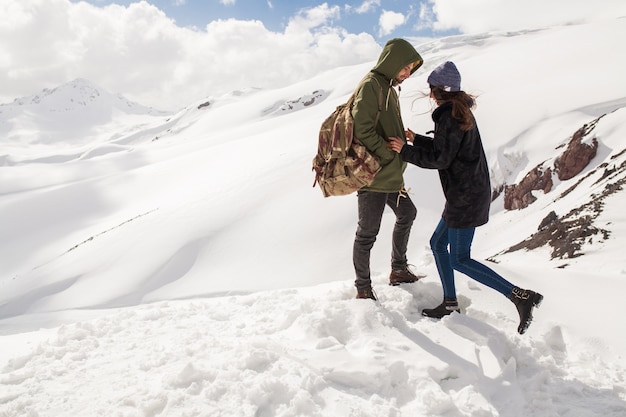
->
[427,0,626,33]
[353,0,381,14]
[0,0,380,111]
[286,3,341,34]
[378,10,406,37]
[414,2,436,32]
[3,0,624,111]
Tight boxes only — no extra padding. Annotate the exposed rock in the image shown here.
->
[502,115,603,210]
[554,122,599,180]
[503,211,608,260]
[493,155,625,261]
[263,90,328,116]
[491,184,504,202]
[488,112,624,262]
[503,165,553,210]
[537,210,558,231]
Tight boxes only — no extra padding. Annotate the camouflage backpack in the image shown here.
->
[312,77,383,197]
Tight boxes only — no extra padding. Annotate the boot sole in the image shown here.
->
[518,293,544,334]
[421,309,460,319]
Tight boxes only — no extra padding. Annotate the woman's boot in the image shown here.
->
[422,297,460,318]
[509,287,544,334]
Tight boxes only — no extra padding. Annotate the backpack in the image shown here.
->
[312,77,383,197]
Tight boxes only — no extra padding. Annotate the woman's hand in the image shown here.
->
[405,128,415,143]
[387,136,405,154]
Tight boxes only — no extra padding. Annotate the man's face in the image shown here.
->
[394,63,414,85]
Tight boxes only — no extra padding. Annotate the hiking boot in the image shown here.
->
[421,297,460,319]
[389,266,424,286]
[509,287,544,335]
[356,287,377,301]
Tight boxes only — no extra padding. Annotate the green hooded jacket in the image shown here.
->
[352,38,423,192]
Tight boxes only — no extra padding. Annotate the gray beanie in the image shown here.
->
[427,61,461,92]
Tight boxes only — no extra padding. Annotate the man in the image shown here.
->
[352,38,424,300]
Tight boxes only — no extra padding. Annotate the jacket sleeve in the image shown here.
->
[352,81,397,166]
[400,114,463,169]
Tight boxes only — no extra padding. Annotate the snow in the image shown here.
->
[1,19,626,417]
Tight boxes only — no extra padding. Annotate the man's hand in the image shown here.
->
[387,136,405,153]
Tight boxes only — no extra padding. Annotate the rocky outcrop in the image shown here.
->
[504,165,553,210]
[502,208,610,260]
[554,123,599,180]
[493,149,626,261]
[503,115,601,210]
[263,90,328,116]
[490,114,618,261]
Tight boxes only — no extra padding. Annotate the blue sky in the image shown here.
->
[76,0,453,40]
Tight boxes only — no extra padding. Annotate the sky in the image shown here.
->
[75,0,448,39]
[1,17,626,416]
[1,0,625,111]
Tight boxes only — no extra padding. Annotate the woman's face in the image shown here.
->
[430,88,441,104]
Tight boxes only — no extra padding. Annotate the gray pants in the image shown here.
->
[353,190,417,290]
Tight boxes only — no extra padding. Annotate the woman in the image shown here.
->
[387,61,543,335]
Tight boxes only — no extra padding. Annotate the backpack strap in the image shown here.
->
[352,75,385,145]
[371,76,384,127]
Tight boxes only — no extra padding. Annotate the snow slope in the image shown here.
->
[1,18,625,417]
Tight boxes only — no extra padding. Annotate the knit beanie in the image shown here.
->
[427,61,461,92]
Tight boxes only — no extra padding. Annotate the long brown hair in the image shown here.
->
[430,86,476,131]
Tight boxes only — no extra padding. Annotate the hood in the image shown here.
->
[372,38,423,81]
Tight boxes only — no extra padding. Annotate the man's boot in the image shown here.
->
[356,287,377,301]
[389,266,425,286]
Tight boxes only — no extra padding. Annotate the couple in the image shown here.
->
[349,38,543,335]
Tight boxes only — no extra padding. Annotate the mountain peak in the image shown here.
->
[5,78,165,116]
[0,78,170,147]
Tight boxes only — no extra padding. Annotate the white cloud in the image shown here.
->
[414,2,436,32]
[285,3,341,34]
[378,10,406,37]
[427,0,626,33]
[219,0,236,6]
[354,0,380,14]
[0,0,380,111]
[5,0,623,111]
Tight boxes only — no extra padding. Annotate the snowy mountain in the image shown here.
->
[0,78,170,164]
[4,78,160,113]
[1,19,625,417]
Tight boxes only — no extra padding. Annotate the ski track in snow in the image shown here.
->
[1,277,625,417]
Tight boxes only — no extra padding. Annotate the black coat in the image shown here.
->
[400,102,491,228]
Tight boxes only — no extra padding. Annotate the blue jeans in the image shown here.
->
[430,218,514,299]
[353,190,416,289]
